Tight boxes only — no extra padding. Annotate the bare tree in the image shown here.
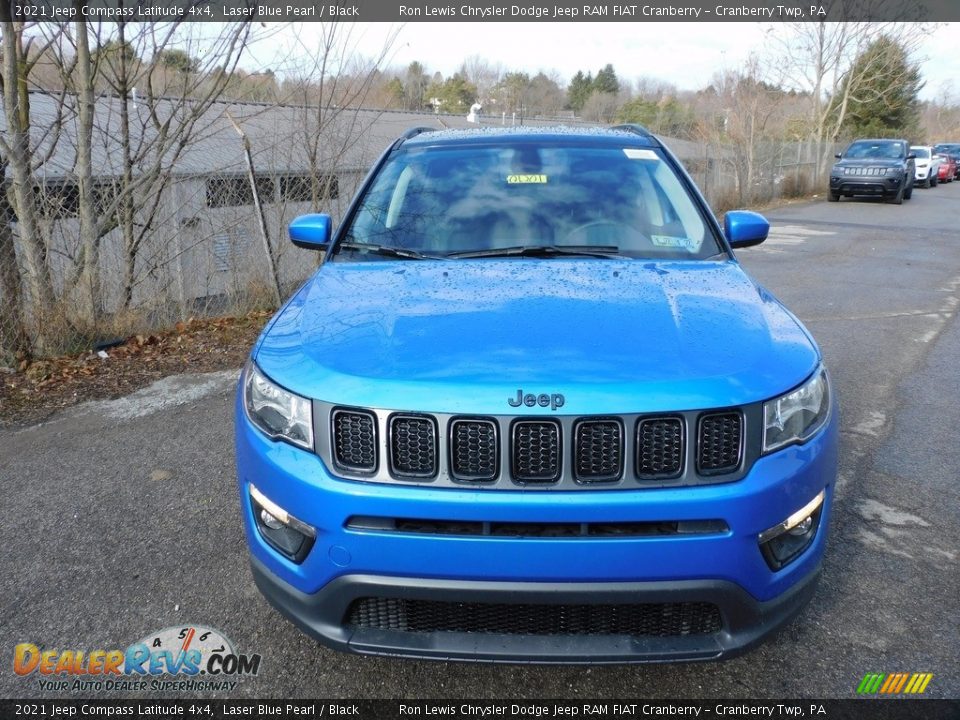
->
[279,23,398,211]
[43,20,255,316]
[0,16,63,353]
[699,57,786,204]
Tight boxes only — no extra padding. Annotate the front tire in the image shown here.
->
[827,190,840,202]
[889,185,904,204]
[903,180,913,200]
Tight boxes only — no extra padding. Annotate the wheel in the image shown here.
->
[903,180,913,200]
[827,191,839,202]
[888,185,904,204]
[923,177,931,188]
[931,174,938,187]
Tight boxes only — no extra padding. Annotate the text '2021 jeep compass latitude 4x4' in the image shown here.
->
[236,125,838,663]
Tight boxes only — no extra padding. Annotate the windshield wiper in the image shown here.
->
[448,244,623,259]
[336,241,445,260]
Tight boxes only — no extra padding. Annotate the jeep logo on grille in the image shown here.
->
[508,389,565,411]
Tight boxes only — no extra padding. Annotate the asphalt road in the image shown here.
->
[2,184,959,700]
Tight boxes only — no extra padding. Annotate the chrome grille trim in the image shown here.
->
[314,401,760,491]
[388,413,439,479]
[449,418,499,482]
[573,418,624,483]
[330,407,378,474]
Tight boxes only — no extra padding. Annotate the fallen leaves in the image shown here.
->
[0,310,272,428]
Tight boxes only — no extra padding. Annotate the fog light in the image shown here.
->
[260,508,284,530]
[250,484,316,563]
[759,490,825,570]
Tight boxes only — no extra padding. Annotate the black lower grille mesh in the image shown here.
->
[390,415,438,478]
[697,412,743,473]
[637,417,684,479]
[512,421,561,482]
[574,420,623,482]
[450,419,498,481]
[332,409,377,473]
[348,597,722,637]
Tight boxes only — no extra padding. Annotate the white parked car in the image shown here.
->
[911,146,941,188]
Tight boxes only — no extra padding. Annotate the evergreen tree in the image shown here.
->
[593,63,620,95]
[567,70,593,111]
[840,36,923,139]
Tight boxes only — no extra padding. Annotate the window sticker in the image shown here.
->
[651,235,696,249]
[506,174,548,184]
[623,148,659,160]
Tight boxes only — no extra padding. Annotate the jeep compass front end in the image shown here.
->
[235,126,839,663]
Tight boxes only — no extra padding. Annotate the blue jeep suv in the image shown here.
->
[235,125,838,663]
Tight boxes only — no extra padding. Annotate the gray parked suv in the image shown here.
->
[828,138,915,204]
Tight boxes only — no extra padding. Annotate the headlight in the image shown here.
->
[885,166,900,176]
[762,366,830,453]
[243,362,314,450]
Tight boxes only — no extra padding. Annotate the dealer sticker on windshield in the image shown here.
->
[623,148,659,160]
[506,174,548,184]
[651,235,696,249]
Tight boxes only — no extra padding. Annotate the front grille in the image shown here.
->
[512,420,561,483]
[574,419,623,482]
[450,418,498,482]
[697,412,743,474]
[331,408,377,473]
[348,597,722,637]
[636,416,684,479]
[389,415,438,479]
[323,403,753,488]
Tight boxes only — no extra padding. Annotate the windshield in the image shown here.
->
[843,140,904,160]
[911,147,930,159]
[337,143,722,260]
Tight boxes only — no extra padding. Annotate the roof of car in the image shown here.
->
[400,125,659,149]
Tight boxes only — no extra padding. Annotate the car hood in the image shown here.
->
[254,259,820,415]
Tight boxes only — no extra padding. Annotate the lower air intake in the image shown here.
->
[348,597,723,637]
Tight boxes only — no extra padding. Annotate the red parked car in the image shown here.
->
[936,154,957,183]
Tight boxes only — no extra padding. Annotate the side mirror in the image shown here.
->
[289,214,332,250]
[724,210,769,249]
[834,153,842,159]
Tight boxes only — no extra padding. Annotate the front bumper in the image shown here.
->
[236,389,838,662]
[250,555,821,663]
[829,175,902,197]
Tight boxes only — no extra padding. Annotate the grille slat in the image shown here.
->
[349,597,722,637]
[574,420,623,482]
[331,409,377,473]
[450,419,498,482]
[389,415,438,479]
[636,417,684,479]
[512,420,561,483]
[697,412,743,474]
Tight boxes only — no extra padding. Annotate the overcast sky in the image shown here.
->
[243,22,959,102]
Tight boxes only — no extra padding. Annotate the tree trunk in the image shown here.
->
[0,193,31,363]
[0,19,56,352]
[73,16,103,329]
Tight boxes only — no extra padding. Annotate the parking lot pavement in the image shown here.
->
[1,189,959,700]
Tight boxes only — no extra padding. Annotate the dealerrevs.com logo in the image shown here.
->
[13,625,261,693]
